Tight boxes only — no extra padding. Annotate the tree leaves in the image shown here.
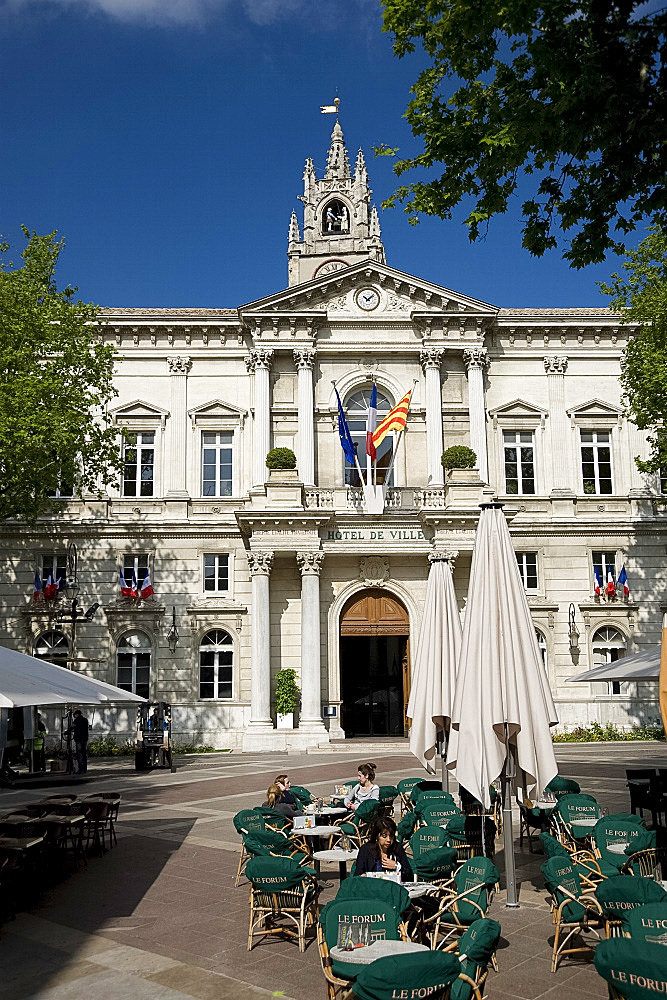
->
[380,0,667,267]
[0,229,122,523]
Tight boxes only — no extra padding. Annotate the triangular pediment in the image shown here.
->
[188,399,248,427]
[488,398,547,419]
[566,398,622,416]
[239,260,497,320]
[110,399,169,425]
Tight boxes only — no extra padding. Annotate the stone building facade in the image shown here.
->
[2,122,663,750]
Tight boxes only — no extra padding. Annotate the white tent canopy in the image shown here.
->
[0,644,147,708]
[568,647,659,684]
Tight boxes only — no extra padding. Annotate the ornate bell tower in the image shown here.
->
[287,116,386,286]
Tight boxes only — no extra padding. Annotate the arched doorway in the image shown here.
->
[340,589,410,737]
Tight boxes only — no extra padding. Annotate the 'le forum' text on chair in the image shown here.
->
[350,950,481,1000]
[541,856,604,972]
[246,855,320,952]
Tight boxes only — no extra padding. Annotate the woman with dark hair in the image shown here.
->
[353,816,413,882]
[274,773,297,806]
[344,762,380,811]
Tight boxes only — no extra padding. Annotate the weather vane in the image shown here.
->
[320,96,340,118]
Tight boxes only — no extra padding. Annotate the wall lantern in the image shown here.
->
[568,602,580,653]
[167,606,179,653]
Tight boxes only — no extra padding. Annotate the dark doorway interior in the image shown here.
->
[340,635,406,737]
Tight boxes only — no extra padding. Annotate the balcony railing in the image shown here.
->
[304,487,447,511]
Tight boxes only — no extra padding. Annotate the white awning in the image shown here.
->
[568,647,659,684]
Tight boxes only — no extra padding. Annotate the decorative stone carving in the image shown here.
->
[167,356,192,375]
[359,556,389,587]
[296,551,325,576]
[544,355,568,375]
[420,348,445,371]
[244,349,274,374]
[386,295,409,312]
[247,551,274,576]
[293,348,316,371]
[463,347,488,370]
[328,295,348,312]
[429,549,458,570]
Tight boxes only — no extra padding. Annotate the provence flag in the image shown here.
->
[335,387,357,465]
[366,383,377,461]
[618,565,630,598]
[372,387,413,450]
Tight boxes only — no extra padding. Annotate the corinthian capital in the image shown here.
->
[463,348,488,371]
[544,355,568,375]
[293,348,317,371]
[420,348,445,372]
[167,356,192,375]
[296,551,324,576]
[244,348,274,374]
[247,551,274,576]
[429,548,459,570]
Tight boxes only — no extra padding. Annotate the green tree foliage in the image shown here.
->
[0,228,121,522]
[600,226,667,476]
[380,1,667,267]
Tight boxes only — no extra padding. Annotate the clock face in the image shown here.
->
[356,287,381,311]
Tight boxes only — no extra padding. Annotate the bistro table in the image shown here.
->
[313,847,358,880]
[0,835,44,852]
[314,807,347,819]
[405,882,435,899]
[330,940,430,965]
[607,842,631,855]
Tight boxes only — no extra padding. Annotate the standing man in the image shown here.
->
[69,709,89,774]
[33,712,46,772]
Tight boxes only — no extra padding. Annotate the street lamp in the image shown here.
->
[568,602,580,654]
[58,542,99,666]
[167,606,179,653]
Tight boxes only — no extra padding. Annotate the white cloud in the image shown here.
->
[2,0,311,27]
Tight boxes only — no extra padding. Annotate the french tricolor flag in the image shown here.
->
[43,575,59,601]
[593,566,602,596]
[33,571,42,602]
[606,568,616,597]
[618,565,629,598]
[140,572,154,600]
[366,383,377,461]
[119,568,138,599]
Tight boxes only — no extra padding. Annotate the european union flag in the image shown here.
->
[334,387,357,466]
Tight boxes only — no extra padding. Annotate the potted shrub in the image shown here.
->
[266,447,297,471]
[441,445,477,471]
[275,668,300,729]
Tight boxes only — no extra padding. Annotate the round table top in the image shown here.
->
[405,882,435,898]
[534,801,556,811]
[299,825,340,836]
[313,848,358,862]
[570,817,598,826]
[607,842,630,854]
[315,807,347,816]
[330,940,430,965]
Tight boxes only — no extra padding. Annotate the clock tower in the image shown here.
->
[287,118,386,286]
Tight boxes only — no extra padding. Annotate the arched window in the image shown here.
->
[34,630,69,668]
[117,631,151,699]
[344,388,395,487]
[322,199,349,234]
[199,629,233,700]
[592,625,627,695]
[535,628,547,672]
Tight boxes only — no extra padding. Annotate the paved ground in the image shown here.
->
[0,741,664,1000]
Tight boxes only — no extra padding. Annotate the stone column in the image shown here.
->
[421,348,445,486]
[166,356,191,497]
[293,348,316,485]
[247,551,274,728]
[463,348,489,482]
[296,551,327,732]
[544,356,573,496]
[245,349,274,488]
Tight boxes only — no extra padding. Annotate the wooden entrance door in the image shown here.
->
[340,590,410,737]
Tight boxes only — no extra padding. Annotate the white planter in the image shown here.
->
[276,712,294,729]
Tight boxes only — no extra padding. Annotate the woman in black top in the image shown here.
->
[354,816,413,882]
[262,783,302,820]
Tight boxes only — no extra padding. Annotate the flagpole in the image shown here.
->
[332,380,367,488]
[381,380,417,489]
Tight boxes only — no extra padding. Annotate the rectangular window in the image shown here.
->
[42,553,67,592]
[581,430,613,494]
[515,552,538,591]
[660,468,667,494]
[503,431,535,495]
[202,432,233,497]
[123,554,149,586]
[123,432,154,497]
[199,654,233,699]
[46,481,74,499]
[117,656,150,700]
[592,551,616,588]
[204,554,230,593]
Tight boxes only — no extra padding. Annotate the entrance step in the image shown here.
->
[308,738,410,755]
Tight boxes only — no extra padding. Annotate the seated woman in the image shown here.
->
[274,773,297,806]
[354,816,413,882]
[262,783,302,820]
[344,762,380,811]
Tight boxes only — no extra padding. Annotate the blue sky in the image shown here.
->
[1,0,630,309]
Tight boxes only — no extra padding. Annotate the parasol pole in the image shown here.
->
[437,725,450,793]
[503,723,519,907]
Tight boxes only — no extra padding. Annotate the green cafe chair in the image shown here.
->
[246,854,320,952]
[290,784,313,807]
[412,845,459,888]
[253,805,292,834]
[623,901,667,943]
[443,917,502,1000]
[317,896,407,1000]
[233,808,271,886]
[594,875,667,939]
[430,857,499,951]
[553,793,603,844]
[410,823,450,860]
[621,847,667,880]
[446,814,496,862]
[397,810,419,844]
[595,935,667,999]
[378,785,399,816]
[351,951,478,1000]
[546,775,581,800]
[591,816,656,872]
[333,799,381,849]
[414,790,457,814]
[419,800,462,829]
[335,873,411,918]
[410,780,444,806]
[541,855,604,971]
[397,777,421,816]
[538,831,618,884]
